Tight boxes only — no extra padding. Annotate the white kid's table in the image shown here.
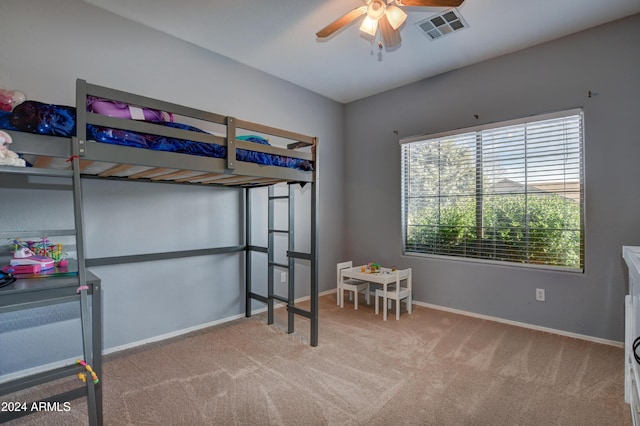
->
[340,266,397,321]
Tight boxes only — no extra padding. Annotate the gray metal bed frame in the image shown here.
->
[1,79,319,425]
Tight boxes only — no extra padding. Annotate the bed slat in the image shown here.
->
[32,156,56,169]
[98,164,136,177]
[149,170,197,181]
[174,172,224,183]
[127,168,173,179]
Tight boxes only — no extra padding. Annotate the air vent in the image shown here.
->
[415,8,468,41]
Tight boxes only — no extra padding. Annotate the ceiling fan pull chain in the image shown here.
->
[370,35,384,58]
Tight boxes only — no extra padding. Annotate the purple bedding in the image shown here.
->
[0,101,313,172]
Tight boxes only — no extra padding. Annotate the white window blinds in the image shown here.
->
[401,109,584,271]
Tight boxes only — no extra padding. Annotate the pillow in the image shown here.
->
[10,101,76,136]
[86,96,173,122]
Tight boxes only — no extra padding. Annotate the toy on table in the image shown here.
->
[9,247,54,270]
[76,359,99,385]
[16,238,66,262]
[2,264,43,274]
[0,130,26,167]
[2,238,68,274]
[19,237,66,262]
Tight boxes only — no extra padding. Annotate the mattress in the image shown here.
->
[0,100,313,171]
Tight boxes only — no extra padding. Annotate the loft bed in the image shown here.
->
[0,79,319,425]
[2,77,319,335]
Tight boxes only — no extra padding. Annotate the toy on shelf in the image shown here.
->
[2,238,69,274]
[0,130,26,167]
[2,264,43,274]
[0,87,26,112]
[17,237,66,262]
[9,247,55,270]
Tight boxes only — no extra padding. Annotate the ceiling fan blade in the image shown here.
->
[396,0,464,6]
[316,6,367,38]
[379,15,401,48]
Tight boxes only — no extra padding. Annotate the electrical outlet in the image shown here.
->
[281,272,287,283]
[536,288,545,302]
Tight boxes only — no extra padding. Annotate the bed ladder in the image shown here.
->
[0,136,101,425]
[245,182,318,347]
[72,80,104,424]
[73,96,102,425]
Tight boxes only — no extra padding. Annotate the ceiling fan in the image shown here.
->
[316,0,465,49]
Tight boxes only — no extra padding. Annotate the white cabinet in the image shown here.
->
[624,246,640,425]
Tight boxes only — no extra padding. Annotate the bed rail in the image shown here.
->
[7,80,315,187]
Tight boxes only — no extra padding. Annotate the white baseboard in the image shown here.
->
[0,358,80,385]
[1,291,337,384]
[91,289,631,356]
[103,312,250,356]
[8,289,610,385]
[412,300,623,348]
[333,287,622,347]
[104,289,336,356]
[1,313,257,384]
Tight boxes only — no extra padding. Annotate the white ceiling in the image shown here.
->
[82,0,640,104]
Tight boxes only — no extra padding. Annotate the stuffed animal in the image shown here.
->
[0,130,26,167]
[0,87,26,112]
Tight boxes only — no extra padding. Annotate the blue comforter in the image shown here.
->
[0,101,312,171]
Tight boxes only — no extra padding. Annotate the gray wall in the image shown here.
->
[0,0,345,373]
[344,13,640,342]
[1,1,637,377]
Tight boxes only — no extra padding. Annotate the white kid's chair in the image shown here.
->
[337,261,370,310]
[375,268,412,320]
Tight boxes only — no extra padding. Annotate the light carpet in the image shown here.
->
[6,293,631,425]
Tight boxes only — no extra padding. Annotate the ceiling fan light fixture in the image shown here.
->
[360,15,379,37]
[386,5,408,30]
[367,0,387,20]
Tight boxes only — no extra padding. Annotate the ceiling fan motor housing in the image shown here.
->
[368,0,387,20]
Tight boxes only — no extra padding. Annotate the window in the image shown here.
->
[401,109,584,271]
